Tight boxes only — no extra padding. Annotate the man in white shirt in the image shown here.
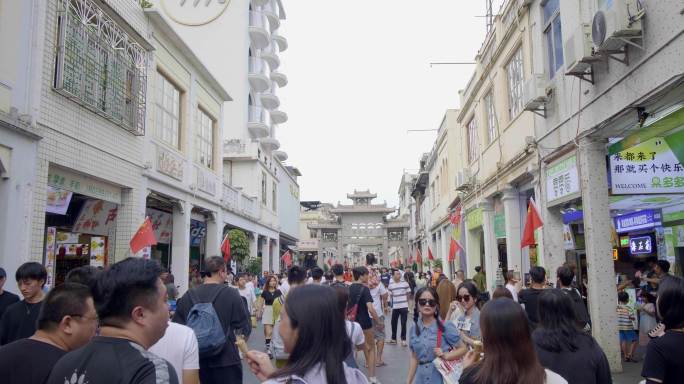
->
[149,322,199,384]
[388,270,411,346]
[368,273,388,366]
[505,271,520,302]
[236,273,257,314]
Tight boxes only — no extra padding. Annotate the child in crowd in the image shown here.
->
[617,291,638,362]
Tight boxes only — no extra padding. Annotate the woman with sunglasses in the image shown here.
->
[459,298,567,384]
[407,287,467,384]
[447,282,481,347]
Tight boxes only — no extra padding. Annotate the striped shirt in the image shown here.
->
[617,304,636,330]
[388,281,411,310]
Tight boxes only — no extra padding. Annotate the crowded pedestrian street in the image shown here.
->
[2,0,684,383]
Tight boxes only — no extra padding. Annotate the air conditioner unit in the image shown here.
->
[455,168,472,191]
[592,0,644,52]
[522,74,548,112]
[564,23,600,75]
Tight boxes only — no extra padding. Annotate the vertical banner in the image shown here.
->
[44,227,57,289]
[90,236,106,267]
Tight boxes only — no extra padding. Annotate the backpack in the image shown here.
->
[186,285,228,358]
[562,288,591,330]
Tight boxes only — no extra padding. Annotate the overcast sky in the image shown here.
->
[277,1,504,208]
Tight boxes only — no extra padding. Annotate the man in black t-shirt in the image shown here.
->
[173,256,250,384]
[0,283,97,384]
[518,266,547,329]
[47,258,177,384]
[0,268,19,319]
[0,262,46,345]
[349,266,383,384]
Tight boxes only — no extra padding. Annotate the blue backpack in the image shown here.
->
[186,286,228,358]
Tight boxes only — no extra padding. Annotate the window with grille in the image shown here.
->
[467,117,478,163]
[543,0,564,78]
[195,108,214,168]
[485,92,497,143]
[54,0,147,135]
[155,73,181,149]
[506,48,524,119]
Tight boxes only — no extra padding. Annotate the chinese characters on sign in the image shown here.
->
[614,210,661,233]
[546,155,580,206]
[73,199,119,236]
[629,236,653,255]
[610,134,684,194]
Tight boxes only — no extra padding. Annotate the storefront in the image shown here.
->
[44,167,121,287]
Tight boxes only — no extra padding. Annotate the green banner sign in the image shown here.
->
[494,213,506,238]
[467,208,484,230]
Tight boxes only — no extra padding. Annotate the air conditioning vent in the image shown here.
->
[522,74,549,117]
[565,23,600,75]
[592,0,644,53]
[455,169,472,191]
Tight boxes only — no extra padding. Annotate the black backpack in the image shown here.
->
[562,288,591,330]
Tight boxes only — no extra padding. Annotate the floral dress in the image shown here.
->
[409,319,461,384]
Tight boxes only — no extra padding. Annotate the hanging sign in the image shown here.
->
[90,236,106,267]
[44,227,57,289]
[563,224,575,250]
[614,210,661,233]
[73,199,119,236]
[146,208,173,244]
[610,130,684,194]
[629,236,653,255]
[45,186,73,215]
[546,155,581,206]
[190,220,207,247]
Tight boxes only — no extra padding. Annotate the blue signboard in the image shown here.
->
[614,210,661,233]
[629,236,653,255]
[190,220,207,247]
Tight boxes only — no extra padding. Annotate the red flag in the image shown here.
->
[408,252,414,265]
[130,217,157,254]
[281,250,292,267]
[521,197,544,248]
[327,257,333,266]
[428,247,434,261]
[449,206,461,225]
[448,237,458,262]
[416,248,422,264]
[221,234,231,262]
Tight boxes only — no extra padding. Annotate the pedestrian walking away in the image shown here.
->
[368,270,388,367]
[349,266,384,384]
[459,297,567,384]
[0,283,97,384]
[245,284,369,384]
[150,321,200,384]
[519,266,547,329]
[270,266,307,368]
[407,287,467,384]
[0,262,47,345]
[388,269,410,346]
[173,256,251,384]
[532,289,611,384]
[46,258,178,384]
[332,284,366,369]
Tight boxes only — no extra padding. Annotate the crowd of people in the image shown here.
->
[0,253,682,384]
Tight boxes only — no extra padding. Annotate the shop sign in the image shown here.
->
[90,236,106,267]
[562,210,584,224]
[74,199,119,236]
[614,210,661,233]
[45,186,73,215]
[190,220,207,247]
[671,224,684,247]
[156,146,184,181]
[146,208,173,244]
[663,206,684,223]
[494,213,506,239]
[563,224,575,250]
[195,166,217,195]
[663,228,676,258]
[546,155,580,206]
[466,208,484,230]
[610,130,684,194]
[297,239,319,250]
[44,227,57,289]
[629,236,653,255]
[48,168,121,203]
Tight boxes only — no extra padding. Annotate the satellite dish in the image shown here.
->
[592,11,607,47]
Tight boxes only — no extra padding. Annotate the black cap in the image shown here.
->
[0,267,6,278]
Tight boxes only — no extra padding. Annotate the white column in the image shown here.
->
[481,199,498,292]
[250,231,258,259]
[502,187,522,273]
[260,235,270,273]
[578,137,621,372]
[538,166,565,275]
[205,211,222,258]
[171,202,191,296]
[272,238,281,273]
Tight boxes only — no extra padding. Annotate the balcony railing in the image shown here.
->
[241,194,258,218]
[249,11,269,30]
[248,105,270,124]
[222,183,259,219]
[249,56,268,76]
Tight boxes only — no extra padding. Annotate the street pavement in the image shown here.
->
[241,315,644,384]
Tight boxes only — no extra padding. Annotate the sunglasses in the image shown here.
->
[418,298,437,307]
[456,295,472,302]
